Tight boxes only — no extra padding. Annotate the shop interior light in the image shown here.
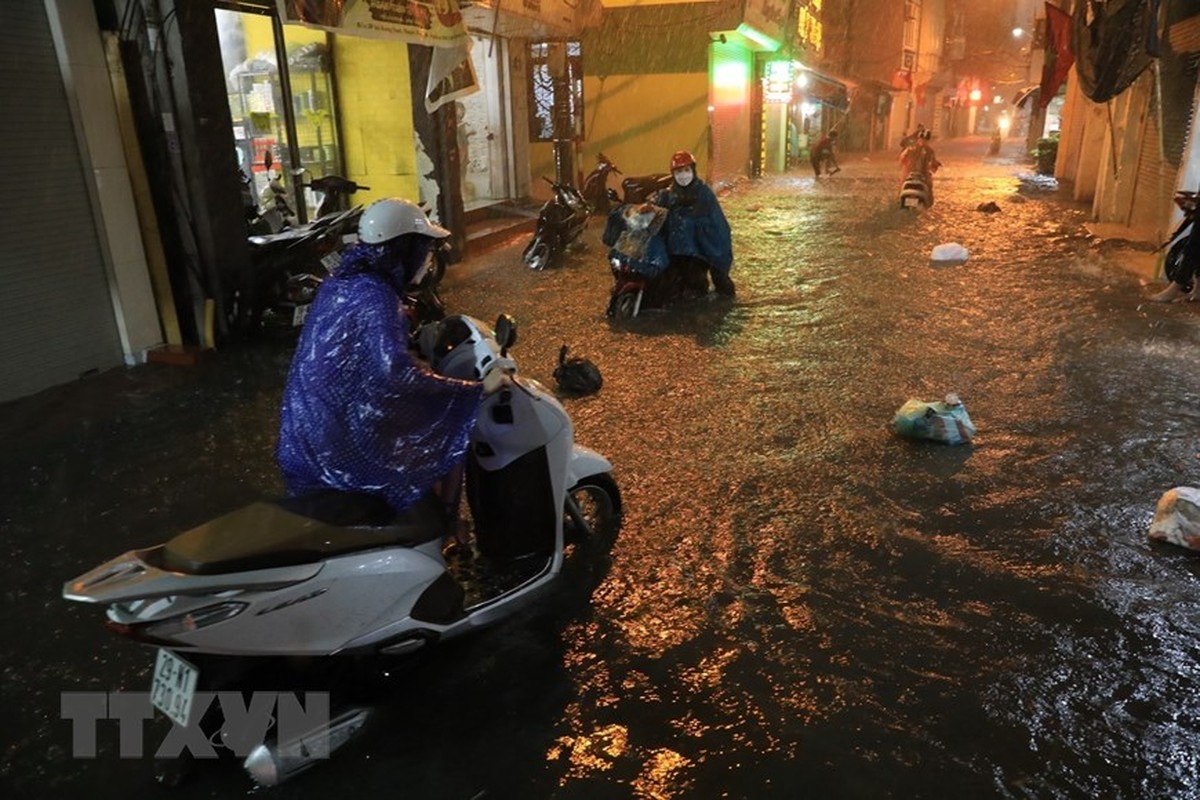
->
[801,102,817,117]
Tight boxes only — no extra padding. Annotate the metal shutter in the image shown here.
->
[0,3,122,403]
[1131,91,1174,231]
[709,40,753,188]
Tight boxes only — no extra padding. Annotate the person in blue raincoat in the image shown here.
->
[276,198,503,549]
[655,150,736,297]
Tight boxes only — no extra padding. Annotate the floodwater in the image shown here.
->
[6,136,1200,799]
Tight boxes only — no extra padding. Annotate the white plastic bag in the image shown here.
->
[892,393,977,445]
[930,243,969,262]
[1148,487,1200,550]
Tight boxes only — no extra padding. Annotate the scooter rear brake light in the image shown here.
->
[104,619,178,646]
[139,601,248,638]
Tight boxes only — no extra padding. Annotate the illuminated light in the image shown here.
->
[801,102,817,116]
[1012,27,1025,38]
[736,22,782,52]
[795,72,810,89]
[969,88,982,103]
[983,105,990,111]
[713,60,748,90]
[764,60,793,103]
[993,95,1003,104]
[999,115,1012,135]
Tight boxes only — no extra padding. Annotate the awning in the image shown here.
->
[1013,85,1040,108]
[798,67,854,111]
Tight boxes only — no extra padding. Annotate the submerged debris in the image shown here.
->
[1148,487,1200,551]
[892,393,977,445]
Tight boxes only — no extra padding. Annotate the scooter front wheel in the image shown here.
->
[526,240,552,271]
[611,291,639,319]
[564,473,622,553]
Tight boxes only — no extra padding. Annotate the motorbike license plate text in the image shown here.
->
[292,303,310,327]
[320,251,341,272]
[150,648,199,728]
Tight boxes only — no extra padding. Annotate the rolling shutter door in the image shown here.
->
[1130,22,1200,231]
[709,40,753,188]
[0,3,123,403]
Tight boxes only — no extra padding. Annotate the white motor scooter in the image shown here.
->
[62,314,620,785]
[899,171,932,209]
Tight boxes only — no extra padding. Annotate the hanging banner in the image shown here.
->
[277,0,469,48]
[1038,3,1074,109]
[426,38,478,112]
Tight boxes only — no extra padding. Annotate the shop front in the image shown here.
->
[760,60,852,173]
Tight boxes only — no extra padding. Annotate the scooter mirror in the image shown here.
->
[494,314,517,352]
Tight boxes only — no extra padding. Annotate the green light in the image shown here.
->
[736,23,781,52]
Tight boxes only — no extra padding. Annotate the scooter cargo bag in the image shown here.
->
[892,398,976,445]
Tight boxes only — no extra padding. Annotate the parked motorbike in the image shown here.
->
[581,152,674,219]
[522,176,591,271]
[582,153,622,215]
[603,202,709,319]
[63,313,620,785]
[1161,189,1198,290]
[899,171,932,209]
[238,205,361,332]
[235,154,370,332]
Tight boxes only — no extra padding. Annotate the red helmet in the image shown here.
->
[670,150,696,171]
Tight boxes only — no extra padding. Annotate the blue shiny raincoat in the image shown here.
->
[656,178,733,275]
[276,242,483,512]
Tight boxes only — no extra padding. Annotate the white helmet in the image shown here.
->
[358,198,450,244]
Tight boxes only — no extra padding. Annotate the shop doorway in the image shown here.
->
[214,8,342,224]
[457,35,512,209]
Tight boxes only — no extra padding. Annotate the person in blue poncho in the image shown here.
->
[276,197,503,550]
[655,150,735,298]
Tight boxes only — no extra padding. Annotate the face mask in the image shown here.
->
[674,168,695,187]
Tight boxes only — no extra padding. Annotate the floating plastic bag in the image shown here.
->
[1148,487,1200,551]
[892,393,977,445]
[930,243,969,262]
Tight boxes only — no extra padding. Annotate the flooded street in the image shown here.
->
[7,137,1200,798]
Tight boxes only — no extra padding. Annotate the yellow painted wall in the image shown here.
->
[581,73,709,178]
[331,37,419,203]
[529,73,708,201]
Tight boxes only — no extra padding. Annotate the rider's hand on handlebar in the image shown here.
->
[482,368,510,395]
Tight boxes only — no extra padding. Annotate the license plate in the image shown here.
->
[150,648,199,728]
[292,303,310,327]
[321,250,341,271]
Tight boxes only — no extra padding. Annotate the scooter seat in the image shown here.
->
[162,492,448,575]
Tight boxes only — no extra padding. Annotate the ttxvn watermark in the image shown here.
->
[61,691,330,759]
